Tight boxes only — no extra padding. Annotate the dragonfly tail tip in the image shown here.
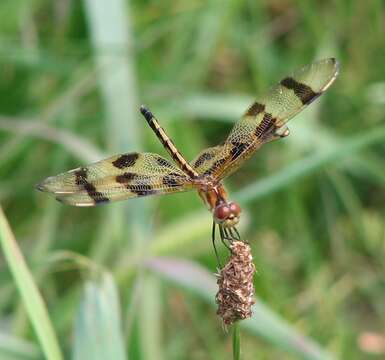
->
[139,105,153,122]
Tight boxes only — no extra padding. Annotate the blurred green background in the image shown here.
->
[0,1,384,359]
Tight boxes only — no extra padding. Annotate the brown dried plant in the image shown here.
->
[216,241,256,325]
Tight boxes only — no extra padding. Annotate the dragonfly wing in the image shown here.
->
[37,152,194,206]
[192,58,339,179]
[190,145,224,176]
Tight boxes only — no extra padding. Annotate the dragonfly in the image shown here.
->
[37,58,339,256]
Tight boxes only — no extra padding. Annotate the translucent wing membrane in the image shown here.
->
[37,59,339,208]
[37,152,194,206]
[191,145,223,176]
[191,58,339,179]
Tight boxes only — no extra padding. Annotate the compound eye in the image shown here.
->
[214,204,231,221]
[229,202,241,216]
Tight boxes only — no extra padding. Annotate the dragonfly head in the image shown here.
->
[214,201,241,228]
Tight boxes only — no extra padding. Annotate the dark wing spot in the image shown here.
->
[116,172,137,183]
[95,197,109,204]
[230,141,249,160]
[213,158,227,170]
[193,152,214,168]
[245,102,265,117]
[74,168,109,204]
[163,176,178,187]
[162,172,186,187]
[127,184,156,196]
[156,157,173,168]
[74,168,88,186]
[255,112,275,138]
[85,183,109,204]
[203,158,227,176]
[112,153,139,169]
[280,77,320,105]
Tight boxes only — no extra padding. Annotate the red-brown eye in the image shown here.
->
[214,204,230,220]
[229,202,241,216]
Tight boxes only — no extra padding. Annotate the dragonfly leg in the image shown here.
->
[233,227,241,240]
[219,225,232,251]
[212,224,245,265]
[212,221,222,268]
[229,226,242,241]
[223,227,232,241]
[224,227,238,242]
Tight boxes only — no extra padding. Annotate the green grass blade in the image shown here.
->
[0,116,105,163]
[0,206,63,360]
[83,3,158,357]
[243,301,334,360]
[83,0,139,153]
[0,332,41,360]
[72,273,126,360]
[138,274,163,360]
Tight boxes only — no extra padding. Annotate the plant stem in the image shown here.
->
[232,322,241,360]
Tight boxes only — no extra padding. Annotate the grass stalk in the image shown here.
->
[232,322,241,360]
[0,205,63,360]
[83,2,161,359]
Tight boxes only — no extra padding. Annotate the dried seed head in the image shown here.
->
[216,241,256,326]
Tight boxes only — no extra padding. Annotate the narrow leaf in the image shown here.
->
[0,206,63,360]
[0,332,40,360]
[72,273,126,360]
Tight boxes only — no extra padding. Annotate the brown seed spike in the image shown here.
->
[112,153,139,169]
[245,102,265,117]
[216,241,256,326]
[280,77,320,105]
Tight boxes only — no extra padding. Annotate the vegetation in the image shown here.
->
[0,1,384,359]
